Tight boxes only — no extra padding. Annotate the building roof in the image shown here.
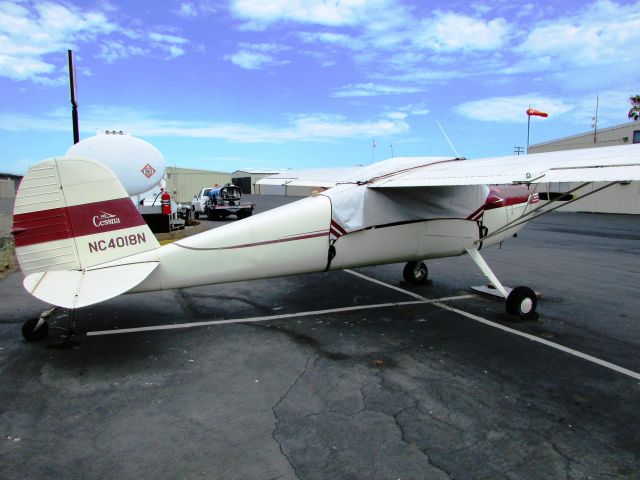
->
[531,121,639,148]
[167,166,231,175]
[232,169,283,175]
[0,173,23,180]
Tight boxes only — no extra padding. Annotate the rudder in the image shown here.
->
[12,156,160,309]
[12,156,159,273]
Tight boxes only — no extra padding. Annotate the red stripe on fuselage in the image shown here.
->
[174,231,329,251]
[466,186,532,220]
[483,186,531,210]
[12,198,146,248]
[330,219,347,235]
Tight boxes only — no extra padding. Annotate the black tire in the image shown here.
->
[506,286,537,320]
[403,261,428,285]
[237,209,252,220]
[22,318,49,341]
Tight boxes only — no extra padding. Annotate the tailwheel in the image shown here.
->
[506,286,537,320]
[22,318,49,342]
[403,261,428,286]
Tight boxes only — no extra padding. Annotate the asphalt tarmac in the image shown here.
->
[1,196,639,480]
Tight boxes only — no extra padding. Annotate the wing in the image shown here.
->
[256,157,458,189]
[257,166,363,189]
[367,145,640,188]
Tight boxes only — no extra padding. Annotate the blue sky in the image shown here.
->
[1,0,639,174]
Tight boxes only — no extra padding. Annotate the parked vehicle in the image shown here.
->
[191,185,254,220]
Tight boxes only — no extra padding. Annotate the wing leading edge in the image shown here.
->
[367,144,640,188]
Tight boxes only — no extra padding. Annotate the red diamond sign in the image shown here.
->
[141,163,156,179]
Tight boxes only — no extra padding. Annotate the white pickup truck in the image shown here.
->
[191,185,254,220]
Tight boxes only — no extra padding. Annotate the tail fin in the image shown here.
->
[12,156,160,308]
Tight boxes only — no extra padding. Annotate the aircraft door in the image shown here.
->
[418,219,478,259]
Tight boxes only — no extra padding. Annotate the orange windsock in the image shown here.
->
[526,108,549,117]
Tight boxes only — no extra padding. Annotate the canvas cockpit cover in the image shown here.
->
[324,183,489,232]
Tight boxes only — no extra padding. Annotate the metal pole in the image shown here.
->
[593,96,599,144]
[526,114,531,154]
[68,50,79,144]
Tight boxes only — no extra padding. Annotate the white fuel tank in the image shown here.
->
[66,131,165,196]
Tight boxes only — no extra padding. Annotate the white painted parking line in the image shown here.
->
[87,295,472,337]
[344,269,430,301]
[346,269,640,381]
[434,302,640,381]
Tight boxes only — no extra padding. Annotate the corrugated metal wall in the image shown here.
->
[529,123,639,153]
[529,123,640,214]
[165,167,232,203]
[551,181,640,214]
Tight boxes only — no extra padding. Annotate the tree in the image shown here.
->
[629,95,640,121]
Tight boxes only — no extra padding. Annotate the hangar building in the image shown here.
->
[165,166,231,204]
[0,174,21,200]
[529,121,640,214]
[232,169,282,194]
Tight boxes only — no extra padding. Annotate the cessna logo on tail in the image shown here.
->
[93,211,121,228]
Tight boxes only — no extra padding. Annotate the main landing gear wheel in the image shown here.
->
[506,286,537,320]
[22,318,49,342]
[403,261,428,286]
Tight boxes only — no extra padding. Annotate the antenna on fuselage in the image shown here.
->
[436,121,461,158]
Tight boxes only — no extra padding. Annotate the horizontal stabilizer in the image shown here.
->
[23,261,159,309]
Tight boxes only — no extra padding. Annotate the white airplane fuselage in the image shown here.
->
[131,191,529,294]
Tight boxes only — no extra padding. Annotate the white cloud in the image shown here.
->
[176,2,198,18]
[371,69,462,83]
[0,1,191,84]
[0,1,115,82]
[226,50,274,69]
[398,103,430,116]
[333,82,424,97]
[0,106,409,142]
[297,31,356,47]
[225,43,289,69]
[147,32,190,59]
[230,0,392,28]
[513,1,640,71]
[148,32,189,44]
[174,1,218,18]
[418,12,511,52]
[455,94,574,123]
[97,40,148,64]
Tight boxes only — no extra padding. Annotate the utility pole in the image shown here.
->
[390,144,394,158]
[592,96,599,144]
[514,146,524,155]
[68,50,79,144]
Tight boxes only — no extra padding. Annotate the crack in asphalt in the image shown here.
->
[271,354,315,480]
[175,290,273,318]
[174,289,200,318]
[551,442,575,480]
[366,364,455,479]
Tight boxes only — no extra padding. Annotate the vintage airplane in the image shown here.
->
[11,143,640,340]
